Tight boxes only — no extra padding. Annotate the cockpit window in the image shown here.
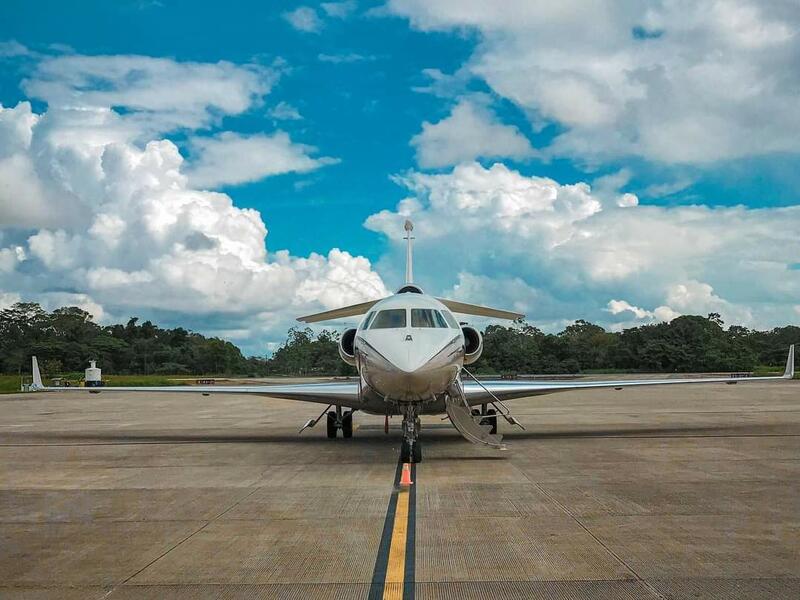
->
[361,311,376,330]
[411,308,449,328]
[441,310,460,329]
[369,309,407,329]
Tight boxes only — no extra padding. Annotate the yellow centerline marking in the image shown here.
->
[383,487,410,599]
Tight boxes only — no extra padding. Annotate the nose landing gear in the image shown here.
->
[400,404,422,463]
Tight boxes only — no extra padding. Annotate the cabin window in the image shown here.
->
[369,309,407,329]
[411,308,448,328]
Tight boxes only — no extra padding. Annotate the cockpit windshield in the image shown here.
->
[411,309,449,328]
[361,311,377,329]
[441,310,460,329]
[369,309,407,329]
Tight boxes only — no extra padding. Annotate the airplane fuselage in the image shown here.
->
[351,293,468,412]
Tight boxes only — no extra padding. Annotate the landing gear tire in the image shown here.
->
[401,438,422,463]
[487,408,498,435]
[326,411,337,439]
[412,441,422,463]
[400,405,422,463]
[342,411,353,438]
[479,408,498,435]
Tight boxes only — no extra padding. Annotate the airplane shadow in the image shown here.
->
[3,423,774,446]
[2,431,400,446]
[499,424,766,439]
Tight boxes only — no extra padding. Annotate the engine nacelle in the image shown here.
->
[461,326,483,365]
[338,328,357,366]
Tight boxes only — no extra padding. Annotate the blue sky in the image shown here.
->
[2,0,476,259]
[5,0,796,258]
[1,1,799,353]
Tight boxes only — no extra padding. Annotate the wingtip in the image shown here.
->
[785,344,795,379]
[436,298,526,321]
[31,356,43,390]
[296,314,321,324]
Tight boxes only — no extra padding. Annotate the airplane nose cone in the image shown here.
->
[391,349,430,374]
[364,330,455,373]
[358,329,462,401]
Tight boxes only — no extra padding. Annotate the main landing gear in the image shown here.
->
[326,405,354,438]
[298,404,354,437]
[472,404,498,435]
[400,404,422,463]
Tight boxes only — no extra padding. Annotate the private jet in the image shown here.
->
[29,220,796,463]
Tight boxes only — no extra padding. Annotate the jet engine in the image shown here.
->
[338,328,357,366]
[462,326,483,365]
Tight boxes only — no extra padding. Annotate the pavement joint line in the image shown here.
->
[0,515,408,524]
[514,463,666,600]
[6,577,798,594]
[99,484,264,599]
[98,521,214,600]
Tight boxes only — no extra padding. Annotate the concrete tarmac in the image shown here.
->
[1,381,799,599]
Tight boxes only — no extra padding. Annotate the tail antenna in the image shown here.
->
[403,220,414,285]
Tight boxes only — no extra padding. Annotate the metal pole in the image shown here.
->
[404,220,414,284]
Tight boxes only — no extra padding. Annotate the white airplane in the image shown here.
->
[29,220,796,463]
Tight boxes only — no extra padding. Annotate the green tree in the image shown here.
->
[1,301,795,378]
[0,303,49,373]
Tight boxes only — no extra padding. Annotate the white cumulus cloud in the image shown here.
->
[410,97,535,168]
[366,162,800,331]
[23,54,274,134]
[268,101,303,121]
[283,7,324,33]
[0,292,21,310]
[388,0,800,165]
[318,52,375,64]
[185,132,337,189]
[2,52,336,215]
[0,246,25,273]
[0,52,387,354]
[321,1,358,19]
[607,299,680,323]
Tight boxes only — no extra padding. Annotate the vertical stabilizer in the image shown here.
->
[32,356,43,389]
[784,344,795,379]
[404,220,414,285]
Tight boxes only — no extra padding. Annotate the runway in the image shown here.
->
[1,381,799,599]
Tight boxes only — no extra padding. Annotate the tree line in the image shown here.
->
[0,303,255,376]
[477,315,797,374]
[0,302,796,377]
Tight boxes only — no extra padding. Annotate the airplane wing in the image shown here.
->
[464,344,795,404]
[28,358,360,406]
[436,298,524,321]
[297,299,382,323]
[296,296,523,324]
